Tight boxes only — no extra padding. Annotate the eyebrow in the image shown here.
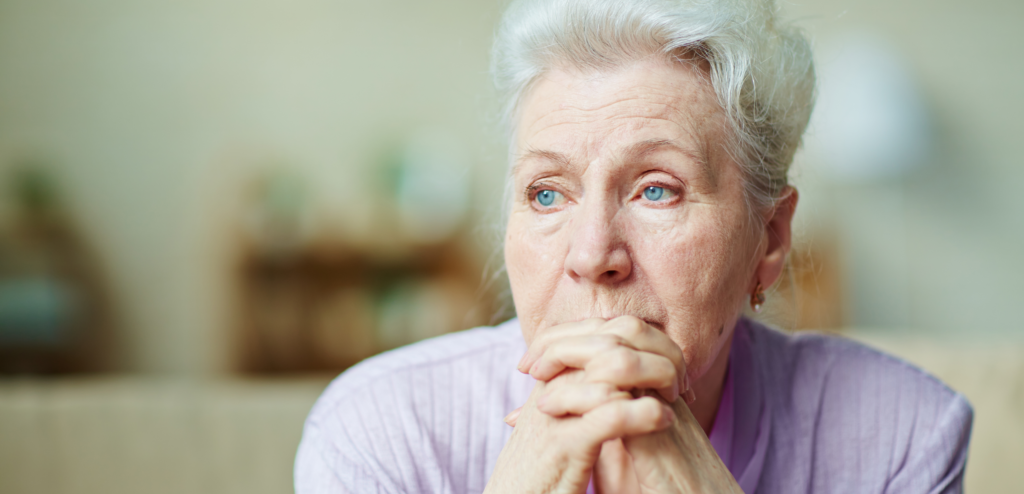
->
[513,138,716,187]
[512,149,572,177]
[623,138,715,187]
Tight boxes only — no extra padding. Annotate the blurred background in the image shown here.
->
[0,0,1020,492]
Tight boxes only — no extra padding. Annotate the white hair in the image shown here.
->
[491,0,816,215]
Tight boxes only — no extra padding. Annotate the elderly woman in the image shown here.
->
[295,0,973,492]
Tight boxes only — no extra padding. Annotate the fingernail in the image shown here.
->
[684,389,697,405]
[516,353,529,373]
[504,407,522,426]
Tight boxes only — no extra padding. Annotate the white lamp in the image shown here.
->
[804,31,931,183]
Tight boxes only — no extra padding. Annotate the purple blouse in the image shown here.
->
[295,318,972,493]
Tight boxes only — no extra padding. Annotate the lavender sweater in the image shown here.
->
[295,318,972,493]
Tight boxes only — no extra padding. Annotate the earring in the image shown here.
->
[750,281,766,313]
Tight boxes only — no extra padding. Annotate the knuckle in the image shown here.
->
[594,382,618,397]
[657,358,678,383]
[608,348,640,374]
[636,397,664,423]
[541,341,565,361]
[663,341,682,362]
[552,369,584,386]
[597,334,622,351]
[614,316,645,338]
[602,404,628,429]
[617,314,643,325]
[531,334,552,353]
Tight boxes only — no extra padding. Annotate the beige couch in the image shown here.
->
[0,333,1020,493]
[0,377,329,494]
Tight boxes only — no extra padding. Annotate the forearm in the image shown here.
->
[625,399,742,494]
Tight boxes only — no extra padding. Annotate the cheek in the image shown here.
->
[504,215,566,340]
[631,209,754,373]
[505,217,551,287]
[637,212,748,308]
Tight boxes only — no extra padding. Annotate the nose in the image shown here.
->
[563,199,632,285]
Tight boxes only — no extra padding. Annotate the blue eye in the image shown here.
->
[535,189,560,207]
[643,186,665,201]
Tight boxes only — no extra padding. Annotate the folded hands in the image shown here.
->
[484,316,743,494]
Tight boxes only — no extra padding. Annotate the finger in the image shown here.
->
[521,316,692,399]
[577,396,675,444]
[523,316,687,394]
[504,406,522,427]
[528,334,635,381]
[518,318,608,372]
[585,347,679,402]
[600,316,687,393]
[536,382,632,417]
[683,388,696,405]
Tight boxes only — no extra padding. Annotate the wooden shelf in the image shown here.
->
[235,240,497,373]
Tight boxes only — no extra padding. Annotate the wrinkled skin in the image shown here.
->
[484,56,796,493]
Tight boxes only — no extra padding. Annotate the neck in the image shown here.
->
[687,330,734,436]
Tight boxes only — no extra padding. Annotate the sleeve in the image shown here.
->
[294,417,390,494]
[885,394,974,494]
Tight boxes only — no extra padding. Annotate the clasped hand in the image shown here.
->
[484,316,742,494]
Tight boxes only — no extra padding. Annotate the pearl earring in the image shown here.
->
[751,281,766,313]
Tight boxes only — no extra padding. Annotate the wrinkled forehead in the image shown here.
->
[511,58,728,180]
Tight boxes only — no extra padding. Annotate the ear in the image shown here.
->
[753,186,798,291]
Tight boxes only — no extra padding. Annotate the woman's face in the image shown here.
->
[504,57,767,380]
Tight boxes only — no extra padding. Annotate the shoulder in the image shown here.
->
[747,320,967,411]
[745,321,973,492]
[295,319,530,494]
[309,319,527,415]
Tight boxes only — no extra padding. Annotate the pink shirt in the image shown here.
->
[295,318,971,493]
